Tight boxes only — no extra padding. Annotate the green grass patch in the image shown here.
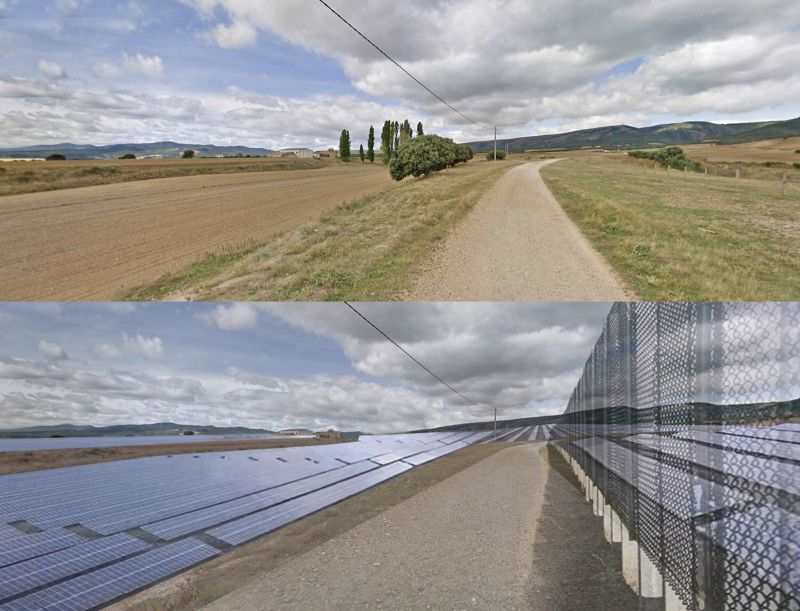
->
[540,158,800,300]
[121,161,512,301]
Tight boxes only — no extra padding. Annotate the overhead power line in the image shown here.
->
[343,302,479,407]
[315,0,481,126]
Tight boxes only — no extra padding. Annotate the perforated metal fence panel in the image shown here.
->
[558,302,800,611]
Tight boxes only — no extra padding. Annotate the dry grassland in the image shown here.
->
[540,156,800,300]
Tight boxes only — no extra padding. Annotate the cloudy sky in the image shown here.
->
[0,302,612,432]
[1,0,798,149]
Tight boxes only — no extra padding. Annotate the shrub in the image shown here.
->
[629,146,698,171]
[118,153,136,160]
[794,162,800,169]
[389,135,473,181]
[81,166,121,175]
[485,150,507,161]
[794,149,800,154]
[762,161,789,168]
[182,150,195,159]
[45,153,66,161]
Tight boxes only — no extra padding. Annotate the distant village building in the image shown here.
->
[315,429,341,440]
[276,428,315,436]
[314,149,338,159]
[270,148,314,159]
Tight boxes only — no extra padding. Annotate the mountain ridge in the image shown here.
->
[0,141,274,160]
[465,116,800,152]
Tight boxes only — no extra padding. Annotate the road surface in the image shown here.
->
[411,161,629,300]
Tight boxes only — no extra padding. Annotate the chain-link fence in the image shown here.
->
[556,302,800,611]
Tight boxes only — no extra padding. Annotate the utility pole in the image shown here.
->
[494,126,497,162]
[494,406,497,438]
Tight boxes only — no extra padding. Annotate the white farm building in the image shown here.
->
[271,147,314,159]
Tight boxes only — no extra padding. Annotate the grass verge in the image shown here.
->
[122,161,513,301]
[540,157,800,300]
[113,444,507,611]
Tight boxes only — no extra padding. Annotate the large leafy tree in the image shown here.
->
[339,129,351,161]
[367,126,375,163]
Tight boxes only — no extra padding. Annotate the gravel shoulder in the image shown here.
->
[205,443,546,611]
[410,161,630,300]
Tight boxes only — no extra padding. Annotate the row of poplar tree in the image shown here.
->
[338,120,424,163]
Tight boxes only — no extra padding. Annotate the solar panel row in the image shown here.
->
[209,461,413,546]
[5,538,219,611]
[0,534,149,601]
[0,432,478,610]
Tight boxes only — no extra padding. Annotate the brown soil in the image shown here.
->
[0,437,346,476]
[0,164,392,300]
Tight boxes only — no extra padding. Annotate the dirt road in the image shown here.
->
[0,165,391,300]
[206,444,545,610]
[411,161,629,300]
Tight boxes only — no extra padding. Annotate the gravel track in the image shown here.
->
[0,165,390,300]
[411,161,629,300]
[206,444,546,611]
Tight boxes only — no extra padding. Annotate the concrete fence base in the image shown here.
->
[553,442,692,611]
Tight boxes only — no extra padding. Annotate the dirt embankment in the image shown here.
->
[0,164,391,300]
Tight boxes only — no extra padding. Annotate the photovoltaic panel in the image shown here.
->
[0,435,285,454]
[720,427,800,445]
[0,534,149,601]
[626,434,800,497]
[9,538,219,611]
[572,438,748,518]
[0,531,84,569]
[505,427,532,443]
[402,441,468,466]
[209,462,412,546]
[674,430,800,463]
[142,460,379,540]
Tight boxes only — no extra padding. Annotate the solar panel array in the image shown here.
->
[0,434,287,454]
[1,430,524,610]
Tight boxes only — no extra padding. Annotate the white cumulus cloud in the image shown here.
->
[37,58,66,79]
[122,52,165,79]
[37,340,68,361]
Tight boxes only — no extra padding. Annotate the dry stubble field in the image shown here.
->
[0,162,392,300]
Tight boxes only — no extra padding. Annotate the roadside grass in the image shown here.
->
[0,157,328,196]
[540,157,800,300]
[122,160,513,301]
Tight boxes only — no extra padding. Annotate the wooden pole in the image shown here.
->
[494,126,497,162]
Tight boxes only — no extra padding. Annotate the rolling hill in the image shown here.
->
[0,141,273,160]
[465,116,800,153]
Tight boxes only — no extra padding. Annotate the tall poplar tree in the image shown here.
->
[339,129,351,161]
[359,144,365,162]
[400,119,412,146]
[367,126,375,163]
[381,120,392,164]
[416,121,424,136]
